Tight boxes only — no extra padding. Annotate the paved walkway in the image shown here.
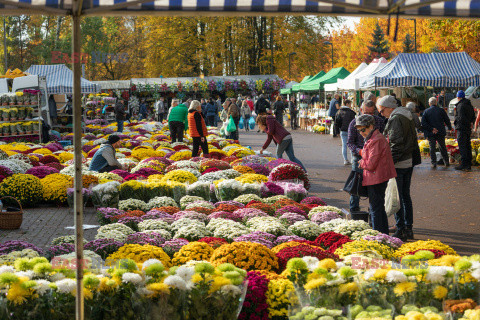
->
[1,129,478,255]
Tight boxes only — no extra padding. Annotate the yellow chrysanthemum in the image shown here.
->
[433,285,448,299]
[338,282,359,294]
[318,258,337,271]
[304,278,327,291]
[146,283,170,297]
[393,282,417,296]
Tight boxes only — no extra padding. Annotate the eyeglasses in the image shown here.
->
[358,128,368,133]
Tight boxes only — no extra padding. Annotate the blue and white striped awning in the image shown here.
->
[25,64,100,95]
[0,0,479,17]
[363,52,480,89]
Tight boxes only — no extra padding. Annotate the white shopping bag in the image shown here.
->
[385,178,400,217]
[329,123,334,135]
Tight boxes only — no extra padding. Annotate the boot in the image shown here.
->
[404,227,414,240]
[392,229,407,242]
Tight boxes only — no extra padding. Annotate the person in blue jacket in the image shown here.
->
[205,98,218,127]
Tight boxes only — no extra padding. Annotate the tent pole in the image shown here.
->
[72,13,84,320]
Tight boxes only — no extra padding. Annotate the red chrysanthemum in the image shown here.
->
[276,245,339,271]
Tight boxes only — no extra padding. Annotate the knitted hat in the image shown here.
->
[355,114,375,127]
[377,95,398,109]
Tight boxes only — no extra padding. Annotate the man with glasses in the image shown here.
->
[347,100,385,214]
[377,95,421,242]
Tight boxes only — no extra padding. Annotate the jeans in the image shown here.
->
[457,130,472,168]
[277,138,306,171]
[394,167,414,231]
[192,137,209,157]
[340,131,350,162]
[350,156,361,212]
[157,113,165,122]
[207,115,215,127]
[169,121,185,143]
[99,165,122,173]
[117,120,124,133]
[427,134,449,165]
[244,115,251,131]
[290,113,298,129]
[367,181,389,234]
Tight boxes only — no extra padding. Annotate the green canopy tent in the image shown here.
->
[293,71,325,92]
[301,67,350,92]
[280,81,298,95]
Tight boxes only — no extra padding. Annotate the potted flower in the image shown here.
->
[9,108,18,121]
[1,108,9,121]
[3,123,10,135]
[26,107,33,119]
[16,94,24,105]
[0,124,3,136]
[30,94,38,105]
[9,123,17,135]
[16,122,24,135]
[17,107,25,120]
[8,94,16,106]
[23,122,32,134]
[32,121,39,134]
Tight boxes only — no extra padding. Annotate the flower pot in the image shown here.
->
[9,103,14,106]
[1,103,7,106]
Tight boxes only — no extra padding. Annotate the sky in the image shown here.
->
[342,17,361,30]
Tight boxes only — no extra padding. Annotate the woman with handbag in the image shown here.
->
[356,115,396,234]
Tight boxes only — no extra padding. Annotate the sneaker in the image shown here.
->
[445,162,450,167]
[404,228,414,240]
[455,166,471,171]
[431,163,437,169]
[392,229,407,242]
[344,160,351,165]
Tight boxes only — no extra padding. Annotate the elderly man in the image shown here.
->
[346,100,385,214]
[406,102,421,130]
[421,97,452,168]
[328,93,341,137]
[377,95,421,242]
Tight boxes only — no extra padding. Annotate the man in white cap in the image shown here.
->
[376,95,421,242]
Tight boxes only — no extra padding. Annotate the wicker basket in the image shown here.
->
[0,196,23,230]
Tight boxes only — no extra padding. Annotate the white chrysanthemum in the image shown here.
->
[56,279,77,293]
[221,284,242,295]
[122,272,143,285]
[363,269,376,281]
[426,266,449,283]
[163,275,188,290]
[142,259,163,270]
[34,280,51,295]
[470,269,480,281]
[175,266,195,281]
[0,265,15,274]
[302,256,320,272]
[471,261,480,270]
[336,262,346,269]
[137,287,154,296]
[326,278,346,286]
[386,270,407,283]
[50,272,66,282]
[15,271,34,279]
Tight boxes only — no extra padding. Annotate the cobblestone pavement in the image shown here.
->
[0,129,479,255]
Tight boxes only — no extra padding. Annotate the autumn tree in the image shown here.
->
[403,34,415,53]
[367,22,390,61]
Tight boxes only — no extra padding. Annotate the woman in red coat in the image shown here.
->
[257,114,306,171]
[357,114,396,234]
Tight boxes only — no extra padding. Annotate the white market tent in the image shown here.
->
[131,74,281,86]
[356,57,389,90]
[3,0,480,319]
[92,80,131,90]
[324,62,368,92]
[337,62,368,90]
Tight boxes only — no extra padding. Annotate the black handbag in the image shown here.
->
[343,171,368,198]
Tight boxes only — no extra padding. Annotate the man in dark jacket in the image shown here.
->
[335,99,356,165]
[454,90,475,171]
[114,99,126,132]
[255,94,270,115]
[205,98,218,127]
[377,95,421,241]
[273,96,286,126]
[421,97,452,168]
[328,94,341,137]
[288,97,298,130]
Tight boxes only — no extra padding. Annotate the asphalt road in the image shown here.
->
[239,128,480,256]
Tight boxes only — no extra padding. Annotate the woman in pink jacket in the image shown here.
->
[357,114,397,234]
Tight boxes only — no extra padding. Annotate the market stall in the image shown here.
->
[292,75,315,93]
[25,65,100,133]
[355,57,389,90]
[280,80,298,95]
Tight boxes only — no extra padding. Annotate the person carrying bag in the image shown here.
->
[356,115,396,234]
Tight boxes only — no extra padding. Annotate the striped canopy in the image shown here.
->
[25,64,100,95]
[0,0,479,17]
[367,52,480,88]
